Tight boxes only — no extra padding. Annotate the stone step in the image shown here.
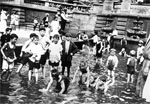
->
[118,18,128,22]
[116,26,126,31]
[96,20,106,24]
[95,23,105,28]
[117,21,127,26]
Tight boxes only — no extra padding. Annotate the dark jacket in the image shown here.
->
[61,40,78,62]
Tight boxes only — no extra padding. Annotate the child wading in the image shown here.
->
[72,60,90,88]
[25,35,43,84]
[127,50,137,83]
[16,33,36,74]
[1,34,18,81]
[41,69,70,94]
[106,48,118,85]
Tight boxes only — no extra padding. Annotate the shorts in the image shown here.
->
[49,61,59,67]
[2,59,14,70]
[28,60,40,70]
[127,66,135,74]
[61,61,71,67]
[39,51,49,65]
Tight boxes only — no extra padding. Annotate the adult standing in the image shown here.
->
[10,11,19,30]
[60,9,70,31]
[43,13,49,28]
[50,16,61,39]
[61,33,78,77]
[136,34,150,97]
[0,10,8,34]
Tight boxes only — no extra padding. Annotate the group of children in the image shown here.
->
[0,26,145,95]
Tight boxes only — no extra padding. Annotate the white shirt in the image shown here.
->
[48,42,62,62]
[65,40,70,53]
[112,29,118,36]
[26,43,43,62]
[39,35,50,54]
[21,39,32,52]
[91,35,98,43]
[137,46,145,59]
[50,20,60,33]
[106,55,118,68]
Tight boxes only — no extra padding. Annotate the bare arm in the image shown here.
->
[46,71,53,91]
[1,43,8,59]
[59,81,65,94]
[72,66,79,83]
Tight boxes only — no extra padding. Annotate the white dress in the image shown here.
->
[0,12,7,33]
[50,20,60,37]
[142,71,150,102]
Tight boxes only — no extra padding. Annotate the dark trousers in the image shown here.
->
[62,66,71,77]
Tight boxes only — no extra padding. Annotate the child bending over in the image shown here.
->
[72,60,90,88]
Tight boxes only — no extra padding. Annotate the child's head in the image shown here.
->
[5,28,12,34]
[33,35,39,45]
[30,33,36,41]
[110,48,116,56]
[130,50,136,57]
[10,34,18,44]
[39,28,46,37]
[138,40,143,46]
[52,34,59,44]
[65,33,71,41]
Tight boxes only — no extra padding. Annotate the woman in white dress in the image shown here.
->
[50,16,60,39]
[0,10,8,33]
[142,70,150,102]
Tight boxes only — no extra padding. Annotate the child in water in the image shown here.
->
[1,34,18,81]
[106,48,118,85]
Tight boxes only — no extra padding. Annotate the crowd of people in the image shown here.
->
[0,8,150,102]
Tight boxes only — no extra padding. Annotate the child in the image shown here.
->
[16,33,36,73]
[90,74,113,95]
[1,34,18,81]
[33,17,38,31]
[119,36,127,57]
[1,28,12,47]
[127,50,137,83]
[39,28,50,78]
[48,34,62,77]
[137,40,144,65]
[26,35,43,84]
[41,70,70,94]
[106,48,118,84]
[72,60,90,88]
[95,37,104,64]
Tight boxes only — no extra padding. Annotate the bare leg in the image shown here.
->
[127,74,130,83]
[35,69,38,84]
[28,70,32,81]
[16,64,23,73]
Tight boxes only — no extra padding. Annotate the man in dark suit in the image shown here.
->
[61,33,78,77]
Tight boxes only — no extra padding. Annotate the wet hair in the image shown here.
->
[30,33,36,38]
[10,34,18,40]
[5,28,12,32]
[39,28,46,31]
[53,34,59,40]
[33,34,39,39]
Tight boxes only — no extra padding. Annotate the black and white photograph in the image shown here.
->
[0,0,150,104]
